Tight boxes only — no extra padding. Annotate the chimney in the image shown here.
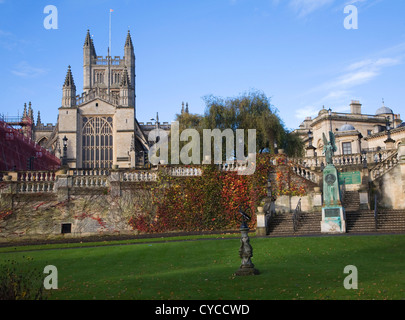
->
[350,100,362,114]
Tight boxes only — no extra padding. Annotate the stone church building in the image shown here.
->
[33,30,155,169]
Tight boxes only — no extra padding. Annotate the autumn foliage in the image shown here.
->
[129,154,309,234]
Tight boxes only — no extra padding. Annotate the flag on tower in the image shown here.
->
[110,9,113,12]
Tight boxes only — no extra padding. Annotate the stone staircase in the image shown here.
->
[377,210,405,233]
[342,191,360,213]
[266,212,322,237]
[266,210,405,236]
[345,211,376,233]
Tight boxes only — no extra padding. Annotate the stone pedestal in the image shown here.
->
[321,206,346,233]
[359,191,370,210]
[234,225,259,276]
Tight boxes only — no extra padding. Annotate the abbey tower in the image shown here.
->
[57,30,148,169]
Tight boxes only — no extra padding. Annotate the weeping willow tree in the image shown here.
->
[201,90,304,158]
[172,90,304,162]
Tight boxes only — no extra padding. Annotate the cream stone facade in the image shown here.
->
[295,100,404,159]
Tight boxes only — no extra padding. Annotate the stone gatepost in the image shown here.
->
[109,170,121,197]
[256,206,266,236]
[54,172,72,202]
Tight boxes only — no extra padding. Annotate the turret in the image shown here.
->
[124,31,136,111]
[62,66,77,108]
[28,102,34,122]
[119,67,133,107]
[37,111,42,126]
[83,29,96,91]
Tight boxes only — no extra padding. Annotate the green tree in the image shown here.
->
[202,90,304,158]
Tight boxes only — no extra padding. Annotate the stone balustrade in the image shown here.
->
[369,152,399,181]
[71,169,110,176]
[75,88,119,106]
[169,167,202,176]
[73,176,108,188]
[290,165,320,184]
[291,149,397,169]
[17,171,57,182]
[123,171,158,181]
[17,181,54,193]
[218,162,250,173]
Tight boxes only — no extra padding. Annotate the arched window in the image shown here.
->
[82,116,113,168]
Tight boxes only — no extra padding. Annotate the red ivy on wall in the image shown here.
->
[129,154,309,234]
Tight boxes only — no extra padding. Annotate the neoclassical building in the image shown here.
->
[295,100,404,158]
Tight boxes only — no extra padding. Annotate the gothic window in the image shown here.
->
[114,72,121,84]
[94,70,105,84]
[82,116,113,168]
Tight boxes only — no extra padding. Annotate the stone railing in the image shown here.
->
[76,88,119,106]
[70,169,110,176]
[169,167,202,177]
[122,171,158,182]
[218,161,251,173]
[17,181,55,193]
[291,149,397,169]
[290,164,320,184]
[369,151,399,181]
[17,171,57,182]
[0,171,57,194]
[73,176,109,188]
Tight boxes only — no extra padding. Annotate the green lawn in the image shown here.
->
[1,234,405,300]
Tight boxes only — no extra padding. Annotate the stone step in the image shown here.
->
[265,210,405,236]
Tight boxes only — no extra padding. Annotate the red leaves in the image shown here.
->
[129,154,308,234]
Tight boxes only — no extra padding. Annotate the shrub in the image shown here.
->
[0,258,45,300]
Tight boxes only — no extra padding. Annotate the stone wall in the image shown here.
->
[0,170,158,243]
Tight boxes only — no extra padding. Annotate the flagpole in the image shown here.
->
[109,9,112,56]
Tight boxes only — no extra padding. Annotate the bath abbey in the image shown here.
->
[9,30,169,170]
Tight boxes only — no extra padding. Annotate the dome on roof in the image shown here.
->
[376,106,393,115]
[339,124,356,131]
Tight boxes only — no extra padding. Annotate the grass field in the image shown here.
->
[1,234,405,300]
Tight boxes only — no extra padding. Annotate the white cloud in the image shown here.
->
[289,0,335,17]
[295,105,320,119]
[294,54,402,120]
[11,61,47,78]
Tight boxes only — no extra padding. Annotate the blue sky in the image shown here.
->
[0,0,404,130]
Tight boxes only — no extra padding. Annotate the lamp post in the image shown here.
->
[384,116,395,150]
[62,136,68,167]
[151,112,160,143]
[308,130,313,148]
[306,129,316,158]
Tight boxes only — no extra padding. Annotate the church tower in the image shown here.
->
[56,29,145,170]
